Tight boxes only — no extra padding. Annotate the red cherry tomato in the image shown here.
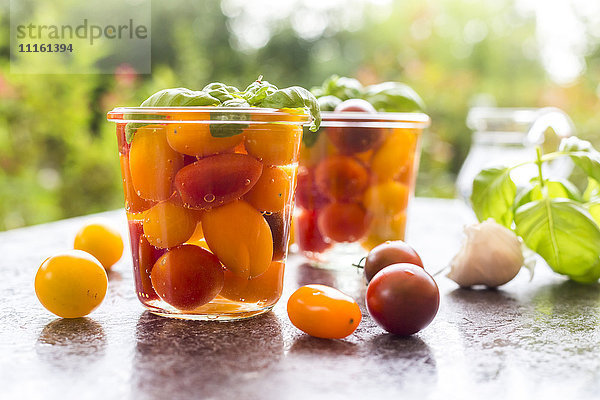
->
[327,99,384,154]
[366,264,439,336]
[174,153,263,209]
[151,245,225,310]
[295,210,332,255]
[317,202,369,243]
[364,240,423,282]
[287,284,361,339]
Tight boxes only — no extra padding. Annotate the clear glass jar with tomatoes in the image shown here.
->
[108,105,311,320]
[295,104,430,263]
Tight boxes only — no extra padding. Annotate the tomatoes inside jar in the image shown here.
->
[294,111,428,264]
[109,107,308,320]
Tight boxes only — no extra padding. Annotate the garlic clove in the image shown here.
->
[447,218,524,288]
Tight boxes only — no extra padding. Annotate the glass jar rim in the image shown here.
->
[107,106,311,125]
[320,111,430,129]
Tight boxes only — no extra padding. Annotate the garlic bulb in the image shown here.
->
[447,219,524,288]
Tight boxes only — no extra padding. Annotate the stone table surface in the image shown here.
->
[1,198,599,400]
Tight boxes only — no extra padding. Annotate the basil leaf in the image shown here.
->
[317,95,342,111]
[302,126,322,147]
[209,111,250,138]
[242,80,278,105]
[530,179,581,202]
[559,137,600,182]
[140,88,220,107]
[323,75,364,100]
[470,166,516,228]
[583,178,600,202]
[222,98,250,107]
[124,114,167,144]
[588,200,600,226]
[258,86,321,132]
[202,82,240,103]
[364,82,426,112]
[515,198,600,283]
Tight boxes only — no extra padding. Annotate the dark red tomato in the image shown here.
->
[327,99,384,154]
[295,167,330,210]
[314,155,369,201]
[264,212,288,261]
[334,99,377,113]
[317,202,369,243]
[128,220,164,302]
[364,240,423,282]
[296,210,332,255]
[366,264,439,336]
[151,245,225,310]
[175,153,263,209]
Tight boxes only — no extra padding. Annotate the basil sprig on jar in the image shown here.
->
[125,76,321,143]
[302,75,426,146]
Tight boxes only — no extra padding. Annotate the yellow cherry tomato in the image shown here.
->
[129,125,184,201]
[143,200,198,249]
[363,181,410,216]
[166,121,243,157]
[244,124,302,166]
[244,166,293,213]
[201,200,273,279]
[370,130,417,182]
[73,221,124,269]
[361,212,408,251]
[287,284,361,339]
[35,250,108,318]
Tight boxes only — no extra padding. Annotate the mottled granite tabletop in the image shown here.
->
[1,198,598,400]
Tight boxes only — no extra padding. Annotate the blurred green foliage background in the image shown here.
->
[1,0,599,230]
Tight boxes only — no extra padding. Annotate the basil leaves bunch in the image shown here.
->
[125,77,321,143]
[470,137,600,283]
[310,74,425,113]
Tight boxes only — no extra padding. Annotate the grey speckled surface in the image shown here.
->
[1,198,599,400]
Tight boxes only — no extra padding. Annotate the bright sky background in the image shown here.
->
[221,0,600,86]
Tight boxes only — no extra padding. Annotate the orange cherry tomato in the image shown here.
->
[244,166,293,213]
[370,129,418,182]
[201,200,273,279]
[287,284,361,339]
[363,181,409,216]
[219,261,284,303]
[244,124,302,166]
[73,221,124,270]
[314,155,369,201]
[119,154,154,214]
[143,199,198,248]
[129,125,184,201]
[166,121,243,157]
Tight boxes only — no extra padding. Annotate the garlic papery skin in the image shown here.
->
[447,218,524,288]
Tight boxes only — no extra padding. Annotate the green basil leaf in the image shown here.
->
[323,75,364,100]
[558,137,600,182]
[302,126,322,147]
[258,86,321,132]
[202,82,240,103]
[140,88,220,107]
[583,178,600,202]
[242,80,278,105]
[588,200,600,226]
[209,111,250,138]
[530,179,581,202]
[317,95,342,111]
[364,82,426,112]
[222,98,250,107]
[515,198,600,283]
[124,114,167,144]
[470,166,516,228]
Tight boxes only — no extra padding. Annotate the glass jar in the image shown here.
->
[107,107,309,320]
[456,107,575,200]
[293,111,430,266]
